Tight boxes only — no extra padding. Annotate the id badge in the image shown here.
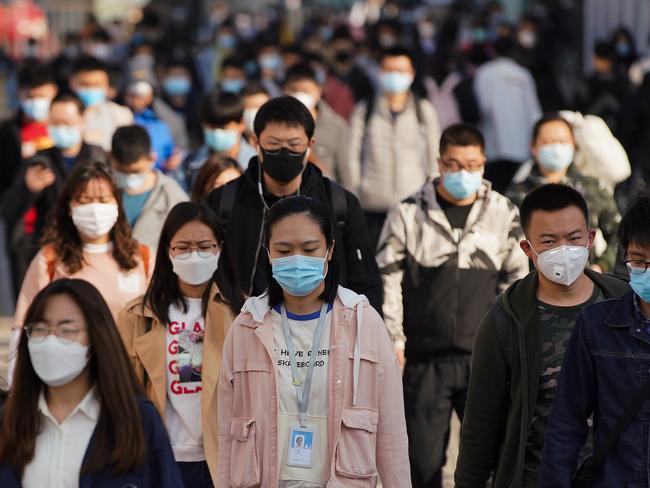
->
[287,425,314,468]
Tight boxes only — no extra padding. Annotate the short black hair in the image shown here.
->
[51,91,84,115]
[241,81,269,98]
[378,46,414,66]
[494,35,516,57]
[519,184,589,233]
[253,96,315,139]
[532,113,574,143]
[200,91,244,127]
[111,125,151,165]
[263,196,339,308]
[440,124,485,155]
[618,194,650,252]
[594,40,615,60]
[17,61,56,89]
[283,62,318,87]
[221,55,246,72]
[71,56,108,76]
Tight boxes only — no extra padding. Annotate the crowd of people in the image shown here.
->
[0,1,649,487]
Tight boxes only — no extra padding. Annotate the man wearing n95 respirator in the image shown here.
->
[456,184,628,488]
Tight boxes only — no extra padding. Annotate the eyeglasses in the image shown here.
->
[170,243,220,260]
[25,322,87,345]
[624,260,650,275]
[439,159,484,173]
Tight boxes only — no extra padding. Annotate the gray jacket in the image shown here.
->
[312,100,350,182]
[132,171,188,254]
[346,94,441,212]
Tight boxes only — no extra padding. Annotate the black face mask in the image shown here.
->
[260,146,307,182]
[335,50,354,64]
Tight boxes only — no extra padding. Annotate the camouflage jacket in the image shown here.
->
[376,179,529,357]
[506,164,621,271]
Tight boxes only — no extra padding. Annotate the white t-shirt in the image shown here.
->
[165,298,205,461]
[272,303,332,488]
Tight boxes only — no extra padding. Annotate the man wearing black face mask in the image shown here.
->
[205,96,382,313]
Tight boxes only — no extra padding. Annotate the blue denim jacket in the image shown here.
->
[541,290,650,488]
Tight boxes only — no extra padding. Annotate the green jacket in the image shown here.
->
[455,269,629,488]
[506,165,621,272]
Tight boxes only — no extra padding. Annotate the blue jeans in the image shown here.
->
[177,461,214,488]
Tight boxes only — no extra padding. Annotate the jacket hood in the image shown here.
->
[241,285,368,324]
[243,156,326,194]
[497,268,629,330]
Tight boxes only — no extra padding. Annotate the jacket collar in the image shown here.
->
[239,286,367,326]
[127,283,226,319]
[604,290,638,328]
[500,268,630,329]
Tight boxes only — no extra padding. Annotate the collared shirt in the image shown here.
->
[23,388,100,488]
[633,294,650,334]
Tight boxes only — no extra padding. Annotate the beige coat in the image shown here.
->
[116,287,233,482]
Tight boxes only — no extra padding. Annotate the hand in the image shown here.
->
[164,149,184,171]
[394,346,405,370]
[24,165,56,193]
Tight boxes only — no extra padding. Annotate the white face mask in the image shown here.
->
[171,252,220,286]
[289,91,317,111]
[28,335,90,387]
[71,203,119,240]
[114,170,149,191]
[530,242,589,286]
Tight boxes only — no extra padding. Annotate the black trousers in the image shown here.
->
[177,460,214,488]
[403,354,471,488]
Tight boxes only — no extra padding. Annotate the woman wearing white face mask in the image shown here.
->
[0,278,183,487]
[10,161,150,383]
[217,196,411,488]
[116,201,244,487]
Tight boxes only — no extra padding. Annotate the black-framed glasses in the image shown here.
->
[170,243,220,260]
[624,260,650,275]
[439,158,484,173]
[25,321,87,345]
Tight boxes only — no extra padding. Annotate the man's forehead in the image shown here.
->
[528,207,588,234]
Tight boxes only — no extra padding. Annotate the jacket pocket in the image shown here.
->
[229,418,260,488]
[335,407,379,479]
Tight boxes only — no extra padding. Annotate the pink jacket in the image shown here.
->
[217,286,411,488]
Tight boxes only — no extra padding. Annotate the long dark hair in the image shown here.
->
[263,196,339,308]
[0,279,146,476]
[41,161,140,274]
[143,201,245,321]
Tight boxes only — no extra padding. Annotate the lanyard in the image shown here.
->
[280,302,329,428]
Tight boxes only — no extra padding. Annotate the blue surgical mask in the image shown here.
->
[204,128,239,152]
[48,125,81,149]
[271,253,329,297]
[442,170,483,200]
[114,170,149,191]
[630,270,650,303]
[380,71,413,93]
[76,88,107,107]
[218,34,237,50]
[221,78,246,94]
[537,143,575,172]
[259,54,283,72]
[163,76,191,96]
[21,97,51,122]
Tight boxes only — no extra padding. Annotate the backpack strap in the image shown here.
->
[138,244,150,278]
[217,180,238,228]
[141,316,154,388]
[42,245,58,283]
[326,179,348,230]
